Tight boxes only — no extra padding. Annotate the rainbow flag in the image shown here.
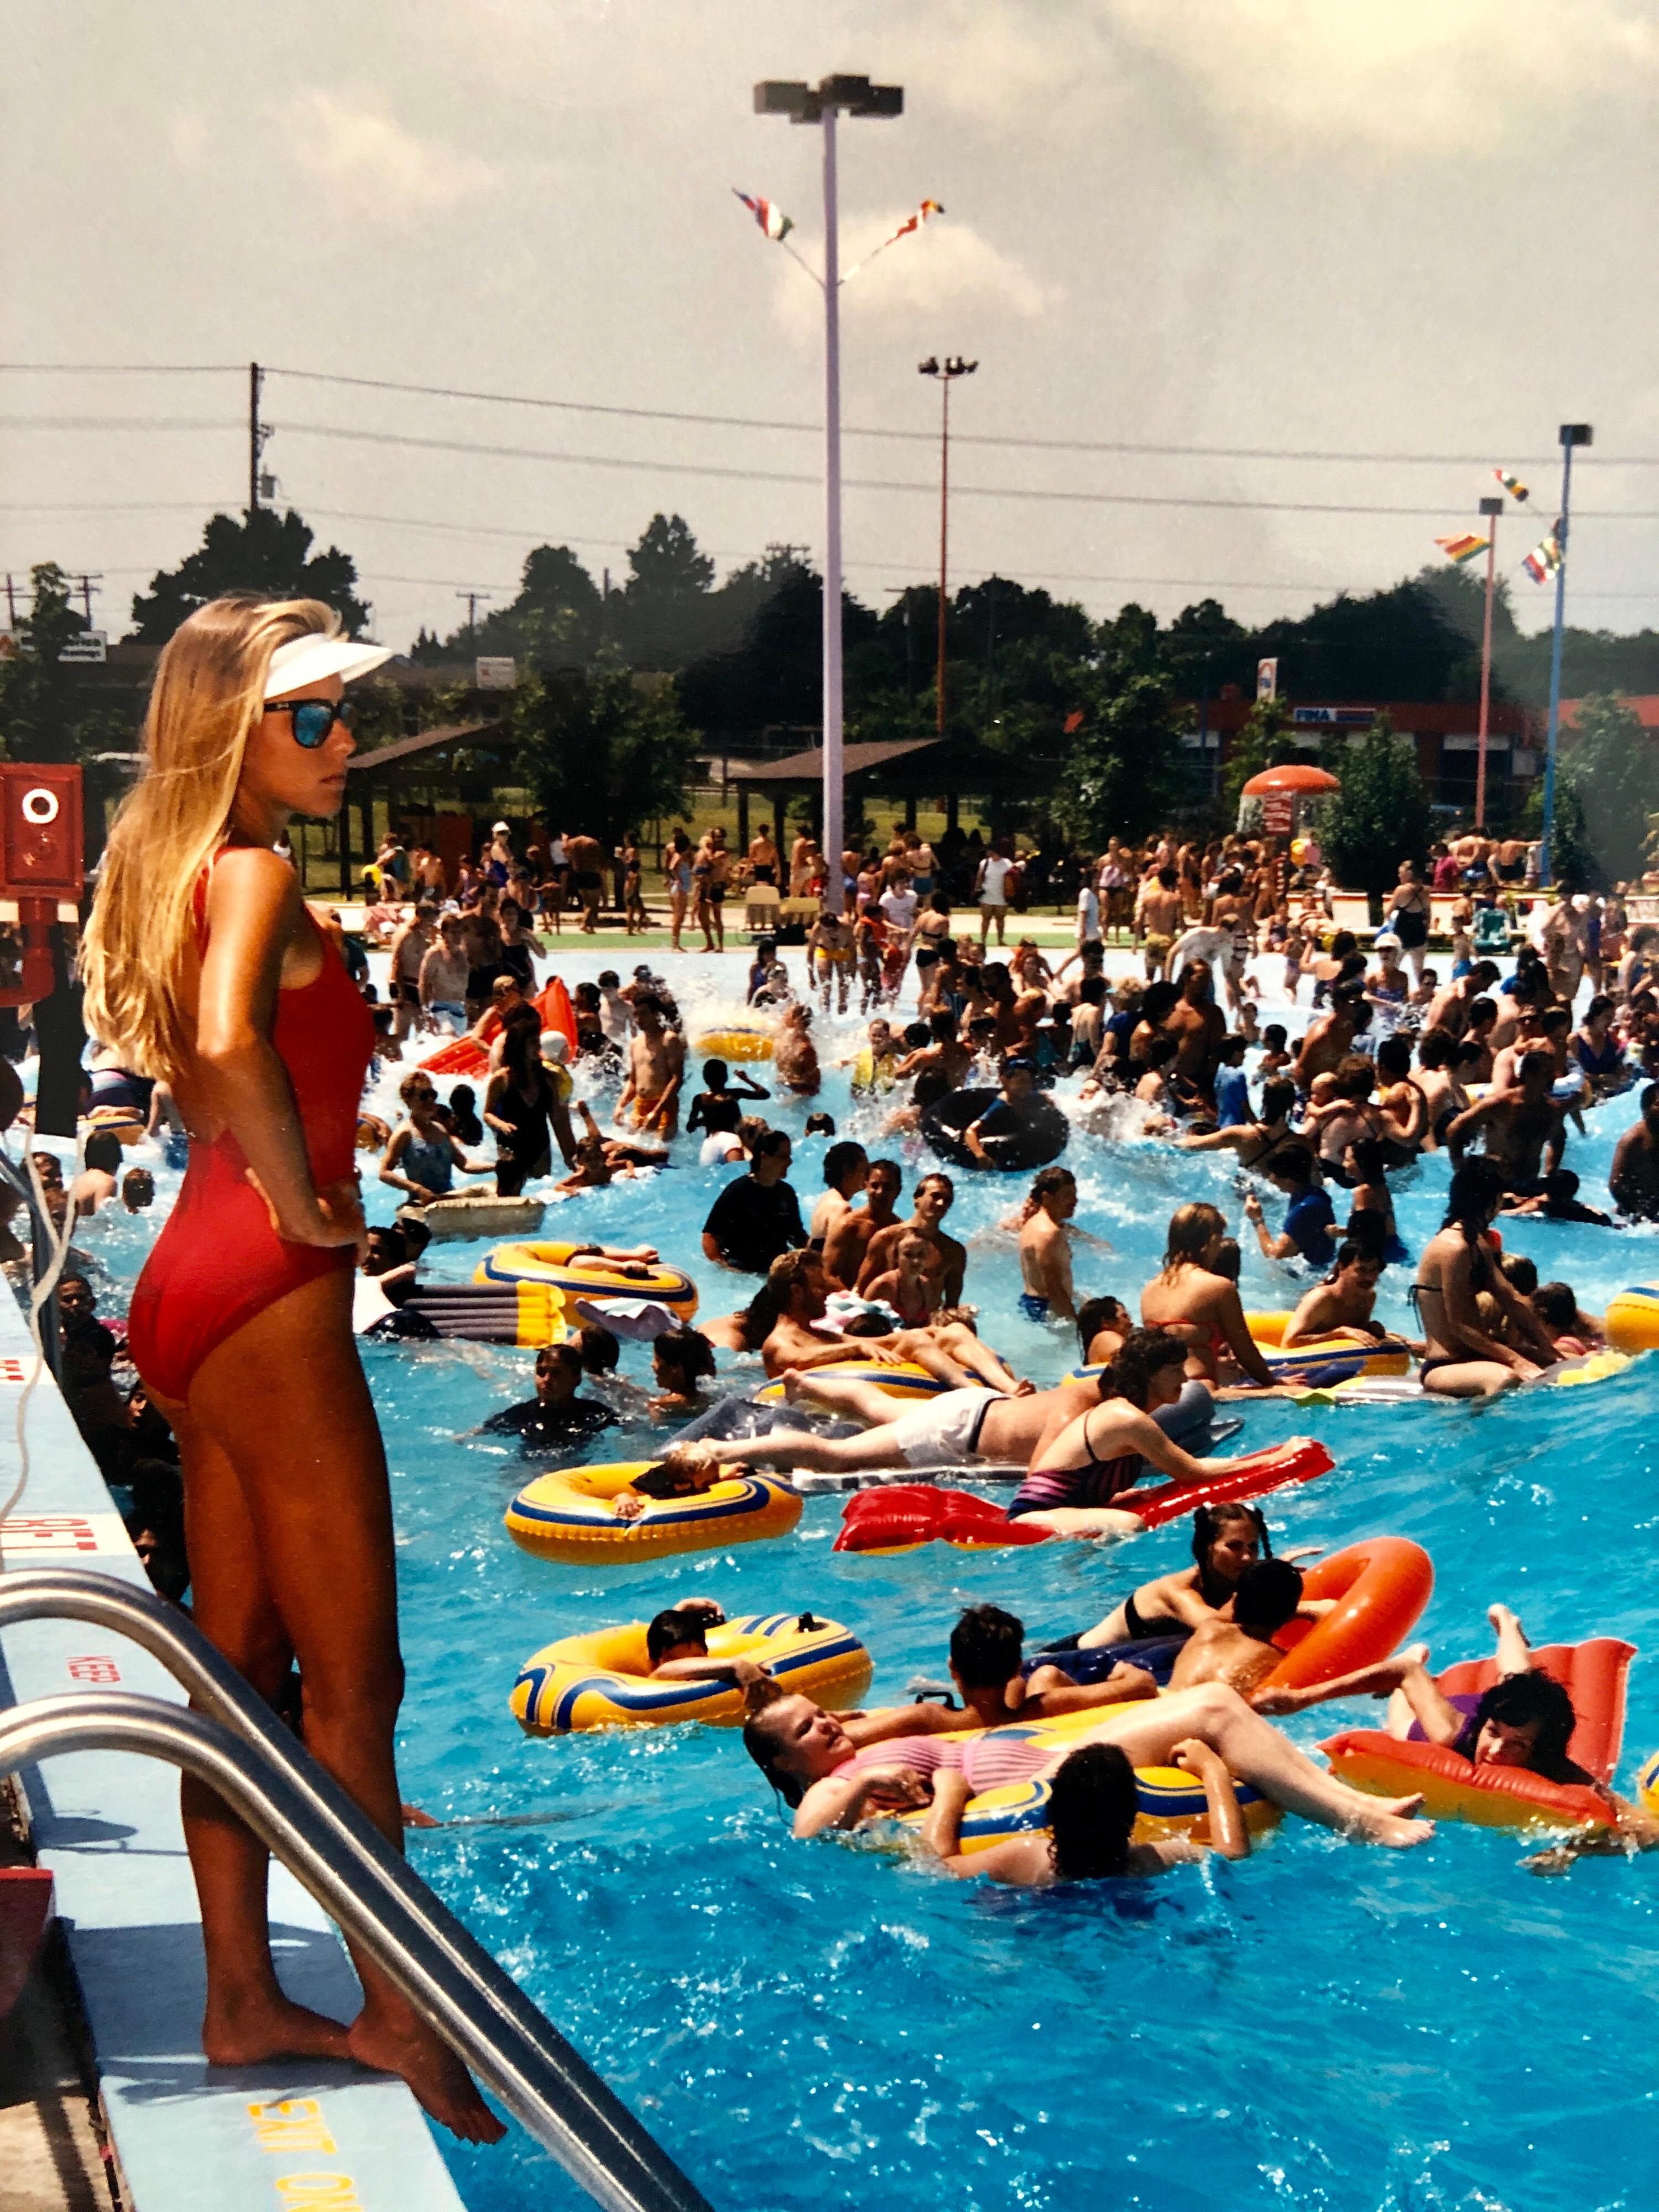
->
[1494,467,1530,503]
[733,189,794,242]
[1522,528,1563,585]
[1436,531,1490,566]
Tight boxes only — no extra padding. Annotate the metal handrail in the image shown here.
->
[0,1571,711,2212]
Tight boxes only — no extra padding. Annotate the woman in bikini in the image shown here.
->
[1078,1501,1280,1647]
[81,599,500,2141]
[1411,1159,1558,1398]
[1140,1203,1277,1388]
[1176,1077,1298,1167]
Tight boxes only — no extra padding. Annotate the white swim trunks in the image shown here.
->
[883,1386,999,1469]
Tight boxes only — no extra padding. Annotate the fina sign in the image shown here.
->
[475,656,517,691]
[1256,658,1278,701]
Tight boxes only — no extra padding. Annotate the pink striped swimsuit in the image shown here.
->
[842,1733,1055,1791]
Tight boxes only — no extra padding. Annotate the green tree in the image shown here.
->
[1520,773,1594,893]
[1314,713,1434,893]
[130,508,368,644]
[1053,667,1186,850]
[616,513,717,668]
[1555,693,1659,887]
[513,649,696,844]
[1222,695,1297,816]
[0,563,128,767]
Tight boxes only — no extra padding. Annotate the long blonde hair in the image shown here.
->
[81,596,340,1082]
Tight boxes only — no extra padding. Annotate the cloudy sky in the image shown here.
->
[4,0,1657,650]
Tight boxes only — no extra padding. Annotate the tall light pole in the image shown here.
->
[1474,494,1504,830]
[1541,421,1593,886]
[755,74,902,896]
[917,354,977,743]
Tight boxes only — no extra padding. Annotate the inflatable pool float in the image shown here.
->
[510,1609,870,1735]
[355,1276,567,1345]
[1243,1313,1415,1384]
[1322,1637,1632,1830]
[1530,1348,1631,1389]
[692,1024,774,1063]
[833,1439,1336,1553]
[505,1462,801,1565]
[1637,1748,1659,1819]
[1606,1286,1659,1355]
[921,1087,1070,1172]
[401,1193,546,1243]
[753,1361,947,1407]
[894,1709,1280,1855]
[478,1241,698,1321]
[1258,1537,1433,1689]
[421,977,577,1078]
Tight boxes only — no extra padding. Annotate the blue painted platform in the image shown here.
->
[0,1291,471,2210]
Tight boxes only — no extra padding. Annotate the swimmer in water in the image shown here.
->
[1074,1293,1133,1366]
[1411,1160,1559,1396]
[1140,1204,1277,1389]
[1165,1559,1306,1694]
[946,1604,1159,1726]
[1078,1501,1300,1648]
[741,1678,1432,1849]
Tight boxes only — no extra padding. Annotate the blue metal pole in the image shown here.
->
[1540,437,1576,888]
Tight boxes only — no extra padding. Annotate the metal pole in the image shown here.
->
[248,362,262,513]
[936,376,950,743]
[1541,442,1577,887]
[1475,518,1497,831]
[820,104,845,902]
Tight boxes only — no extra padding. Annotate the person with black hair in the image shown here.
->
[641,1601,769,1684]
[809,1139,869,1245]
[944,1603,1156,1725]
[701,1128,806,1274]
[1342,1135,1407,1267]
[822,1157,903,1291]
[478,1343,617,1454]
[649,1328,718,1416]
[1243,1146,1337,1270]
[1447,1048,1572,1196]
[1501,1168,1613,1227]
[1411,1160,1559,1395]
[1075,1294,1132,1366]
[1280,1242,1386,1347]
[741,1673,1431,1849]
[685,1058,770,1147]
[1177,1076,1298,1168]
[1078,1502,1279,1648]
[1609,1082,1659,1220]
[1167,1559,1306,1693]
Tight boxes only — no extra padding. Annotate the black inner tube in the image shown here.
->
[921,1086,1070,1172]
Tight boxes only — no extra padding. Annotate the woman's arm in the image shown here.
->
[378,1125,435,1201]
[1433,1242,1540,1371]
[197,850,362,1249]
[1211,1281,1277,1386]
[918,1773,1055,1884]
[794,1764,930,1839]
[481,1074,515,1140]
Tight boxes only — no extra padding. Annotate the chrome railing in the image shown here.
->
[0,1569,712,2212]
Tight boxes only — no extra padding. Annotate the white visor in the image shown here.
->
[264,633,394,700]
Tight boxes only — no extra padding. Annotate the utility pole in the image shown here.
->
[755,73,903,891]
[1473,495,1504,830]
[456,590,492,639]
[248,362,265,513]
[1541,422,1593,886]
[917,355,977,742]
[3,575,16,627]
[67,573,102,627]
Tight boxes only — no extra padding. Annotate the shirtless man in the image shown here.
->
[891,1010,971,1099]
[858,1170,967,1307]
[1164,959,1226,1103]
[1610,1082,1659,1219]
[1426,961,1500,1041]
[616,992,686,1138]
[565,832,607,933]
[1291,989,1363,1092]
[823,1157,903,1289]
[1016,1165,1087,1328]
[808,1140,869,1245]
[748,826,780,886]
[1446,1050,1568,1195]
[1136,867,1184,980]
[1167,1560,1307,1695]
[757,1249,1019,1392]
[1279,1242,1386,1346]
[418,915,471,1035]
[386,901,437,1045]
[774,1001,821,1095]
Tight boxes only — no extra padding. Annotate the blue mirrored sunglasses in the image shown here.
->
[268,698,354,748]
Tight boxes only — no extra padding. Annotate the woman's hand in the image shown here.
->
[247,1169,368,1258]
[1104,1662,1160,1700]
[859,1767,933,1812]
[1171,1736,1229,1778]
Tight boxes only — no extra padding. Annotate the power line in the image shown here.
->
[0,415,241,432]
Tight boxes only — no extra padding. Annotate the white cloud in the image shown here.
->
[771,215,1050,345]
[296,91,500,218]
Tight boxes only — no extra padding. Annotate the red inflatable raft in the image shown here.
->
[833,1438,1335,1554]
[420,975,577,1078]
[1322,1637,1634,1830]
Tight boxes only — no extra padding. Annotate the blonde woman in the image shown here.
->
[1140,1201,1276,1389]
[82,597,500,2142]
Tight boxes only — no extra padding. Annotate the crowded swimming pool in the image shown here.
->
[84,950,1659,2209]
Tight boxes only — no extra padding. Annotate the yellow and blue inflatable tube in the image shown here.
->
[477,1240,698,1321]
[692,1025,774,1063]
[505,1461,801,1565]
[1606,1285,1659,1356]
[1071,1320,1410,1391]
[754,1360,947,1407]
[510,1609,871,1734]
[896,1710,1279,1853]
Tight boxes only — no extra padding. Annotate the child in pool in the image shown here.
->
[648,1328,718,1416]
[685,1058,771,1139]
[861,1228,940,1329]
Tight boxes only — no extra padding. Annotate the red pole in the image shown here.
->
[1475,519,1498,830]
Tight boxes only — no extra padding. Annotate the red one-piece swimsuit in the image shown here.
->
[126,879,374,1405]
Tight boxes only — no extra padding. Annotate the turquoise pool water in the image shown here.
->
[84,953,1659,2209]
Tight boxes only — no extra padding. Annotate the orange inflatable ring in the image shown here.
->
[1260,1537,1434,1691]
[1322,1637,1633,1831]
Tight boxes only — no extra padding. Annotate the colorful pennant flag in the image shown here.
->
[1436,531,1490,566]
[1522,526,1563,585]
[1494,467,1530,503]
[841,199,945,283]
[733,189,794,242]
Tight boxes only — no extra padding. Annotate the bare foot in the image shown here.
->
[347,2005,506,2143]
[780,1367,808,1404]
[204,1987,352,2068]
[1344,1792,1433,1848]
